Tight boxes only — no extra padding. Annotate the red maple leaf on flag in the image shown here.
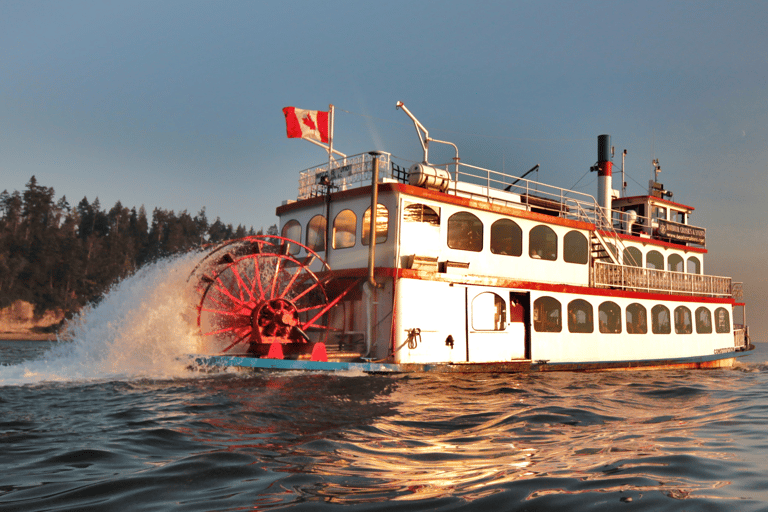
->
[301,113,317,132]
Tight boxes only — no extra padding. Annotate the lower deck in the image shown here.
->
[326,271,749,367]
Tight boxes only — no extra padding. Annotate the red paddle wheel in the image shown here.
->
[191,236,333,360]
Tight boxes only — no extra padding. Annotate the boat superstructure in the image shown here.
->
[191,103,752,372]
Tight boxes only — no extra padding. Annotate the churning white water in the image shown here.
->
[0,252,206,386]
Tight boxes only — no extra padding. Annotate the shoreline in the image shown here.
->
[0,332,59,341]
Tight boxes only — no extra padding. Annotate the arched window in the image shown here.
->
[490,219,522,256]
[715,307,731,333]
[472,292,507,331]
[599,301,622,334]
[333,209,356,249]
[623,247,643,267]
[281,220,302,255]
[306,214,326,251]
[568,299,594,333]
[668,253,684,272]
[696,307,712,334]
[651,304,671,334]
[563,231,588,264]
[534,296,561,333]
[404,203,439,225]
[529,225,557,261]
[687,256,701,274]
[362,204,388,245]
[447,212,483,252]
[646,250,664,270]
[674,306,692,334]
[626,303,648,334]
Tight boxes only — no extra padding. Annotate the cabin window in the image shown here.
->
[306,214,326,252]
[687,256,701,275]
[568,299,594,334]
[563,231,588,264]
[447,212,483,252]
[715,307,731,333]
[646,250,664,270]
[404,203,440,225]
[333,209,356,249]
[533,296,561,333]
[696,307,713,334]
[653,206,667,221]
[651,305,671,334]
[674,306,693,334]
[623,247,643,267]
[626,303,648,334]
[599,301,622,334]
[668,254,684,272]
[362,204,388,245]
[674,210,686,224]
[529,225,557,261]
[281,220,302,255]
[490,219,522,256]
[472,292,507,331]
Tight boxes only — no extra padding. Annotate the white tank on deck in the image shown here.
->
[409,163,451,192]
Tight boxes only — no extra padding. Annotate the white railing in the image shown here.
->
[592,261,733,298]
[298,152,394,200]
[448,161,603,225]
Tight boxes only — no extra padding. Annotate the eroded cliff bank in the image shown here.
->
[0,301,64,340]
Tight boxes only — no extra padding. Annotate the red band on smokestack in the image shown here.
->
[598,161,612,177]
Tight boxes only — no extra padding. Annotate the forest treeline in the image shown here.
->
[0,176,274,319]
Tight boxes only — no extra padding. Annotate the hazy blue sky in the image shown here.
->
[3,0,767,340]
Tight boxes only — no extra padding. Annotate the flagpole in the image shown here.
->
[328,104,335,168]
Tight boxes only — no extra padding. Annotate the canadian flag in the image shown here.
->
[282,107,329,143]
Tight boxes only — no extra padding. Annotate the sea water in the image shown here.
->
[1,255,767,511]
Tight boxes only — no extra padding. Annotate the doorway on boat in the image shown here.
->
[467,288,529,362]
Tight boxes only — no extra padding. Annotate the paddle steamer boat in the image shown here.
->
[192,103,752,372]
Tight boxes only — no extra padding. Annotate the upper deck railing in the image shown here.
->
[593,261,734,298]
[298,152,397,200]
[297,152,612,227]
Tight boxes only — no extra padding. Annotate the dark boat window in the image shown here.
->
[646,250,664,270]
[529,225,557,261]
[696,307,713,334]
[281,220,302,255]
[534,296,561,333]
[333,209,356,249]
[447,212,483,252]
[674,306,693,334]
[563,230,588,264]
[599,301,622,334]
[651,304,671,334]
[306,214,326,252]
[715,307,731,333]
[626,303,648,334]
[568,299,594,333]
[362,204,388,245]
[404,203,439,225]
[668,254,684,272]
[623,247,643,267]
[490,219,522,256]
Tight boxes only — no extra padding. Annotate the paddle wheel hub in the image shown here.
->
[252,298,301,343]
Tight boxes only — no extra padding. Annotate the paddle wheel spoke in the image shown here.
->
[231,265,254,302]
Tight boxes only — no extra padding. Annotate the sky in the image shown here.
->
[2,0,767,341]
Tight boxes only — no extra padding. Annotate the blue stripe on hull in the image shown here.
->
[190,347,753,374]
